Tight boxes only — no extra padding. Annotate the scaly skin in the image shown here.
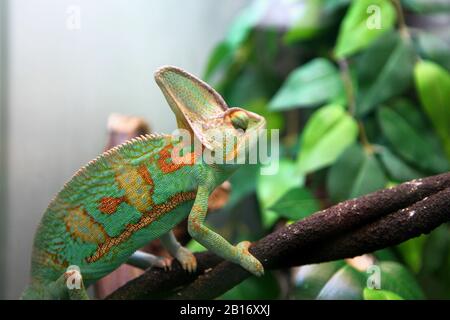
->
[21,66,266,299]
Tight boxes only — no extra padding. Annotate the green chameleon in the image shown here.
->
[21,66,266,299]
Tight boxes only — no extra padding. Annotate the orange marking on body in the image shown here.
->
[32,248,69,269]
[99,196,126,214]
[157,143,196,174]
[190,216,202,232]
[86,191,197,263]
[113,163,153,212]
[46,251,69,268]
[137,164,155,190]
[64,207,107,244]
[189,214,208,236]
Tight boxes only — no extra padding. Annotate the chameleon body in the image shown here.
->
[21,66,266,299]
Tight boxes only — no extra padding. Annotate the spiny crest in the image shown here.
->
[48,133,169,208]
[101,133,166,158]
[73,133,168,178]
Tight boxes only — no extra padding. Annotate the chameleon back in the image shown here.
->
[28,134,207,286]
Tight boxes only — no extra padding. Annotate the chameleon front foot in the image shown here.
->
[235,241,264,277]
[174,246,197,273]
[127,250,173,270]
[160,231,197,273]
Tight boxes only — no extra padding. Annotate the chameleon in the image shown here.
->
[21,66,266,299]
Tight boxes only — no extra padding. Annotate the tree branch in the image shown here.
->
[106,172,450,300]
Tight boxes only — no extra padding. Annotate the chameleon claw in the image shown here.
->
[189,255,198,273]
[154,257,172,271]
[176,247,197,273]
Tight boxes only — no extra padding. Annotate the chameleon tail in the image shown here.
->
[21,267,89,300]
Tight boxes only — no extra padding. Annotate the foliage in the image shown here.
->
[294,261,424,299]
[201,0,450,299]
[334,0,396,58]
[270,58,344,109]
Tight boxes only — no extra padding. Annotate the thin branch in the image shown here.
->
[107,172,450,300]
[337,58,356,116]
[357,121,376,155]
[337,59,374,154]
[391,0,411,40]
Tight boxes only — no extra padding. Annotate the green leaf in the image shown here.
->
[389,99,449,164]
[204,0,268,80]
[298,105,358,174]
[296,260,424,300]
[221,272,280,300]
[225,0,268,49]
[389,99,427,131]
[378,261,425,299]
[298,104,358,174]
[397,235,427,273]
[257,159,304,228]
[316,265,366,300]
[224,69,274,108]
[374,248,400,262]
[227,163,260,209]
[402,0,450,13]
[334,0,396,58]
[414,32,450,72]
[204,42,233,80]
[270,58,343,111]
[422,225,450,275]
[297,261,424,300]
[414,60,450,161]
[294,261,346,299]
[379,147,424,182]
[356,31,416,116]
[327,143,387,202]
[268,187,320,221]
[378,106,449,173]
[363,288,404,300]
[283,0,332,44]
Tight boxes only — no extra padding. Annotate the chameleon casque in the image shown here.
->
[21,66,266,299]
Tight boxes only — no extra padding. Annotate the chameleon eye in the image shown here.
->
[230,111,249,131]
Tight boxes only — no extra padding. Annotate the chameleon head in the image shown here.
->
[218,107,266,163]
[154,66,266,165]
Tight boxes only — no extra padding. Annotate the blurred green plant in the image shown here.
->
[194,0,450,300]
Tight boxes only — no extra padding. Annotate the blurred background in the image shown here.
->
[1,0,450,300]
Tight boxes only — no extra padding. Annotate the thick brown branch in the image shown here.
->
[106,252,222,299]
[107,172,450,300]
